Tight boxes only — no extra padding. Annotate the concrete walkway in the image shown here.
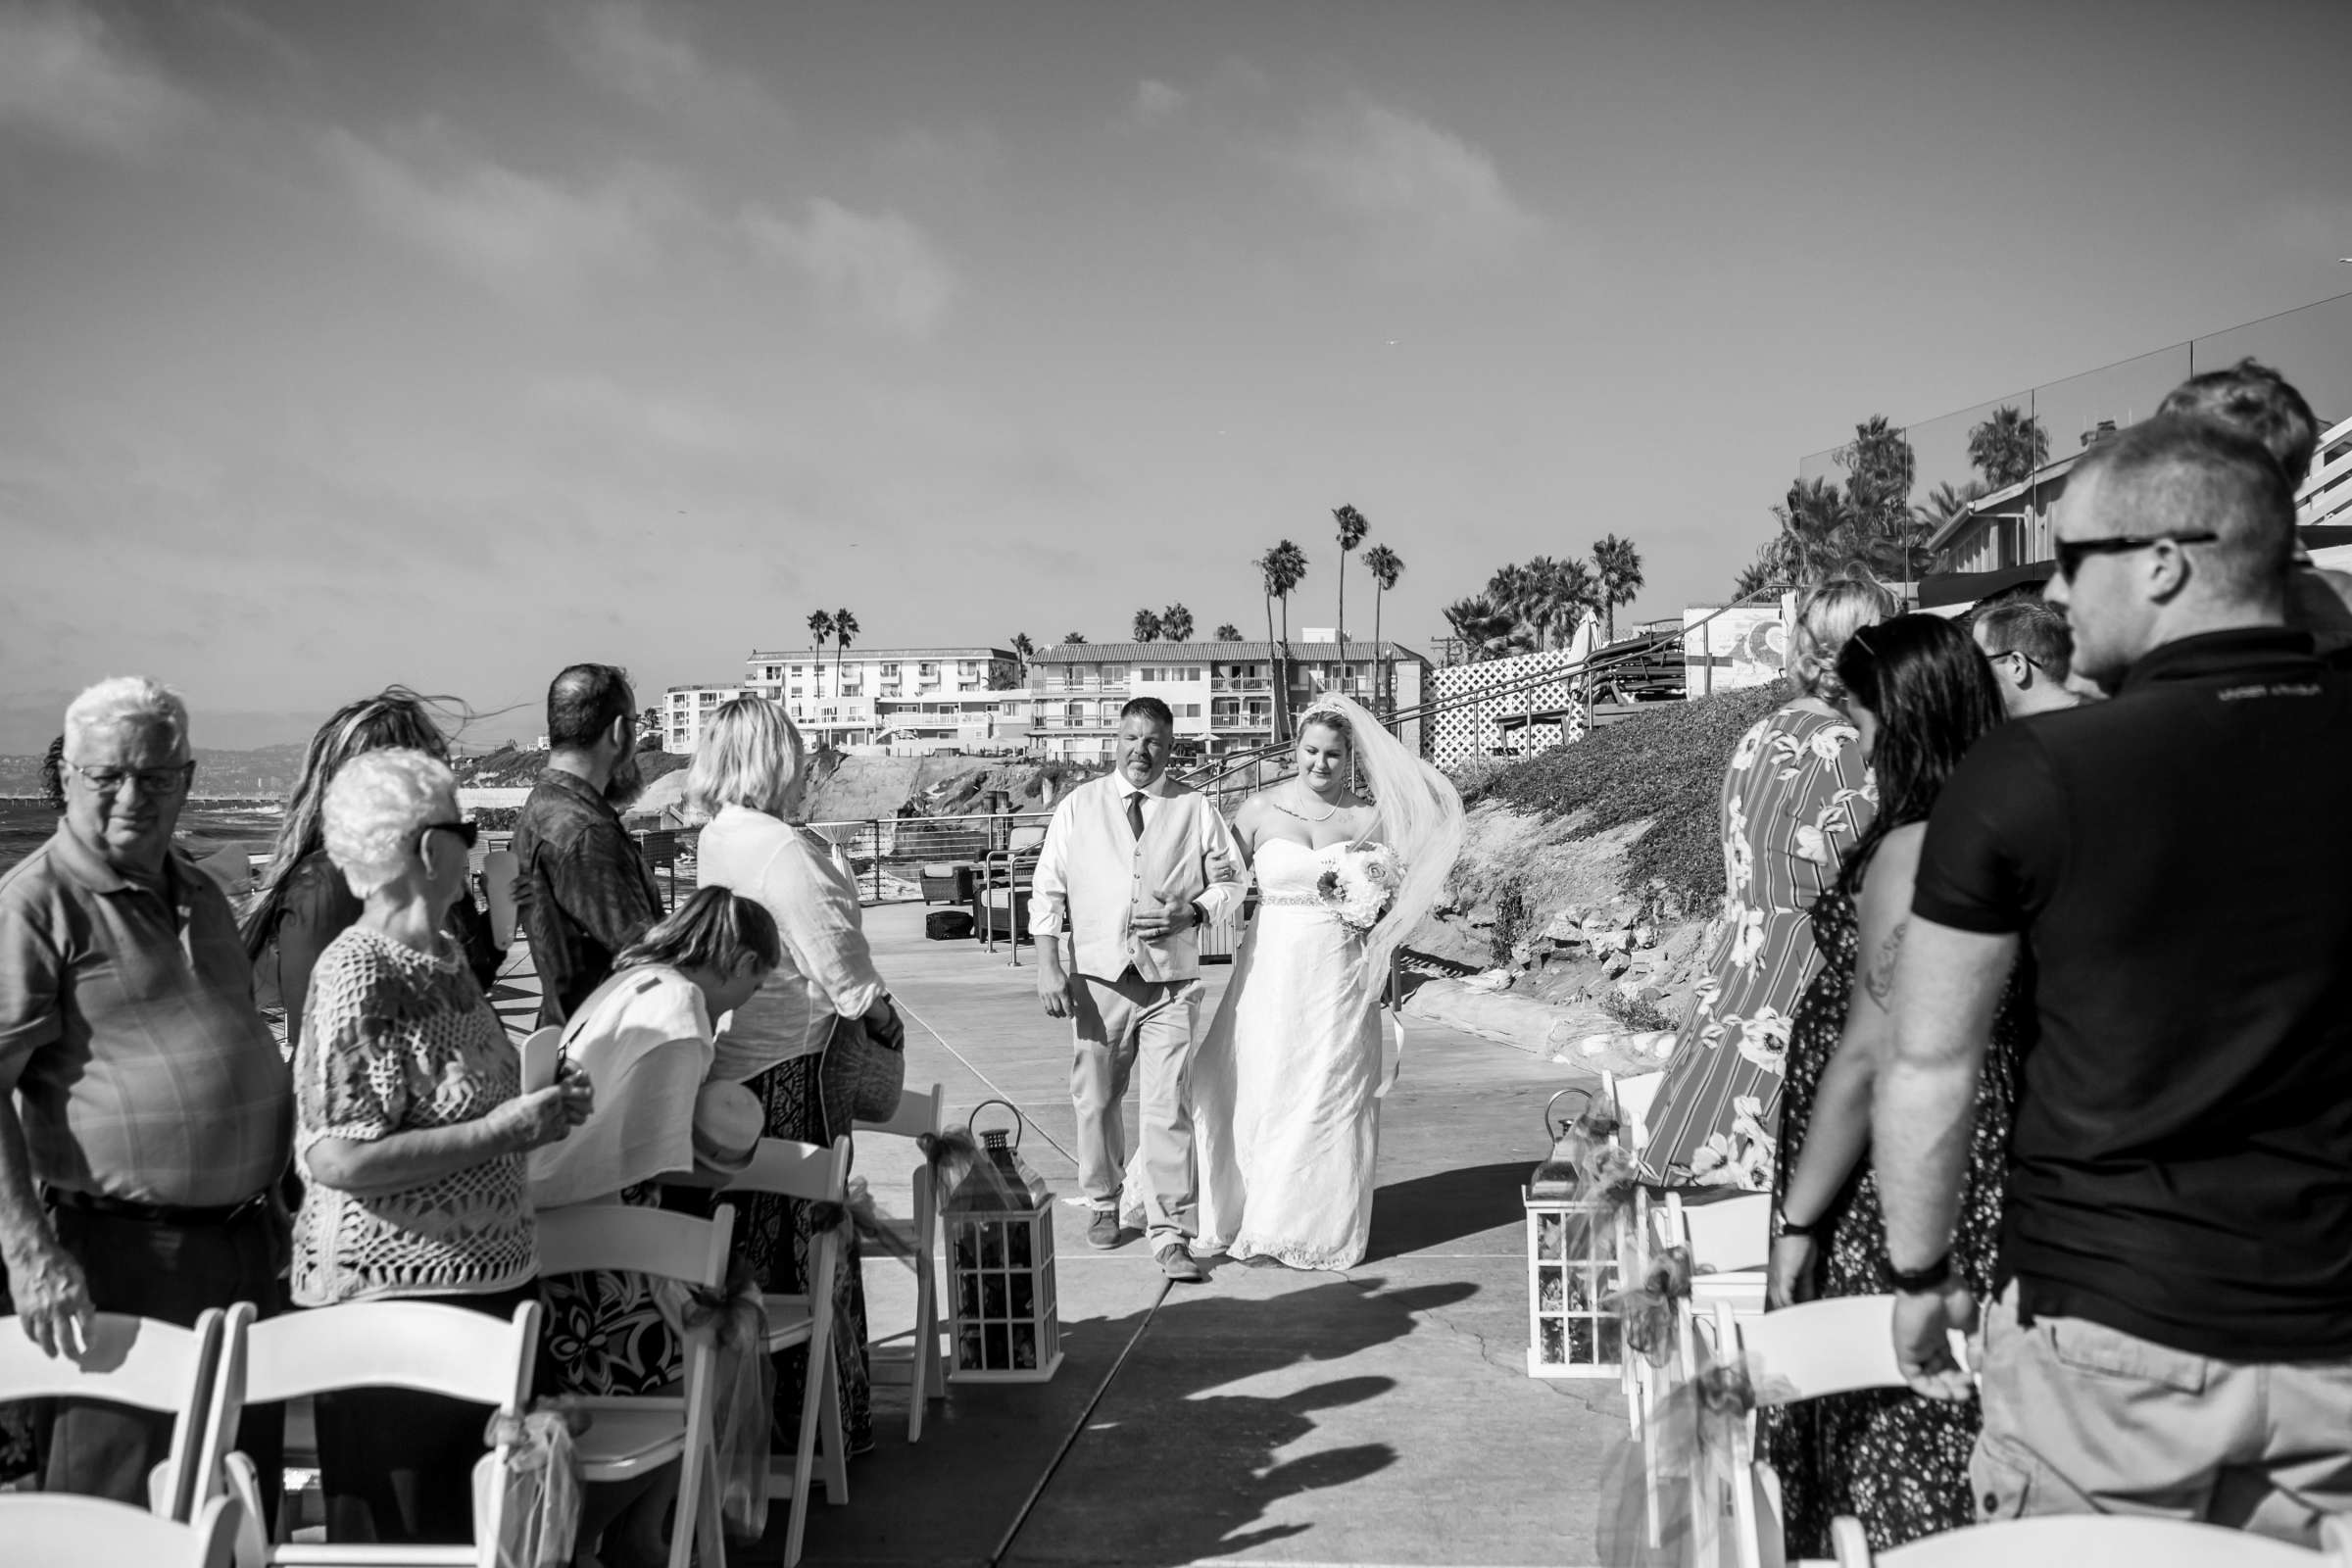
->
[742,904,1630,1568]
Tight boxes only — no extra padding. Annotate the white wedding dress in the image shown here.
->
[1193,838,1390,1271]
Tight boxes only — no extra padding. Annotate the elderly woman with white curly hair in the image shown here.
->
[291,747,592,1546]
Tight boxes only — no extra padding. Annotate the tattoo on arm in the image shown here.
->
[1863,920,1907,1010]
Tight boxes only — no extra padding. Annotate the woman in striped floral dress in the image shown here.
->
[1638,571,1895,1189]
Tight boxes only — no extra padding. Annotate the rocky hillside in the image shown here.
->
[1402,682,1788,1071]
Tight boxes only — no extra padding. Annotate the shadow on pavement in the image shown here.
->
[1001,1275,1481,1567]
[1361,1159,1530,1261]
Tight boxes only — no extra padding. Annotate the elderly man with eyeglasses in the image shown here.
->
[0,676,291,1505]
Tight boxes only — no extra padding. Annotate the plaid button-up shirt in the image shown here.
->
[512,768,663,1028]
[0,823,291,1207]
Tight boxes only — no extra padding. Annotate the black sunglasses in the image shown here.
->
[2053,531,2219,581]
[416,819,480,851]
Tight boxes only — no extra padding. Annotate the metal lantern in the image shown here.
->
[944,1099,1063,1383]
[1525,1089,1629,1379]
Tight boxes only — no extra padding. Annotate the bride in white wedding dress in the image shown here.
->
[1188,693,1465,1271]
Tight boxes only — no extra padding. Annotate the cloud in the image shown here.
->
[321,122,685,290]
[1128,78,1187,127]
[555,1,783,131]
[0,1,203,157]
[1273,99,1540,265]
[743,198,957,336]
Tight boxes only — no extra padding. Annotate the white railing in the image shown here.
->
[2297,416,2352,530]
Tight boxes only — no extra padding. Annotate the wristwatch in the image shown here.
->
[1776,1210,1823,1240]
[1887,1252,1952,1294]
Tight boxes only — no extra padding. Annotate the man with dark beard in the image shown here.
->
[513,663,662,1026]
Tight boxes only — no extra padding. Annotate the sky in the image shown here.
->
[4,0,2351,751]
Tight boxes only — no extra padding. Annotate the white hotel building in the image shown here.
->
[663,646,1024,754]
[1024,634,1430,761]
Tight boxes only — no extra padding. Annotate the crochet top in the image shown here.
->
[291,925,537,1306]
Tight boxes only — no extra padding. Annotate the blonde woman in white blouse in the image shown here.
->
[687,697,896,1456]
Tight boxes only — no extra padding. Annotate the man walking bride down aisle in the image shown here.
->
[1033,692,1463,1281]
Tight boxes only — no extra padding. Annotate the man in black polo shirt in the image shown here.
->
[1874,416,2352,1544]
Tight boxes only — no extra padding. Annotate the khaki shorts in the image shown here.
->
[1973,1282,2352,1546]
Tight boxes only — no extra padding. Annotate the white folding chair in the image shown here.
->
[480,850,520,949]
[1666,1189,1772,1317]
[0,1491,243,1568]
[722,1135,853,1568]
[1832,1513,2352,1567]
[0,1309,224,1521]
[209,1298,541,1568]
[532,1203,734,1568]
[1713,1296,1975,1568]
[853,1083,947,1443]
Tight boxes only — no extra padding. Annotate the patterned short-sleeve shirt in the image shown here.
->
[291,925,536,1306]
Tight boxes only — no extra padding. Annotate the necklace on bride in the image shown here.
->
[1273,781,1341,822]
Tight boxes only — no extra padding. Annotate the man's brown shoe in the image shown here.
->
[1087,1210,1123,1250]
[1155,1242,1207,1283]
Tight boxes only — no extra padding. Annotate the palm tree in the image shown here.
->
[1444,594,1529,662]
[1160,603,1195,642]
[1257,539,1308,739]
[1773,477,1873,582]
[1967,405,2050,490]
[1213,622,1243,642]
[1061,630,1088,645]
[831,608,858,692]
[1331,504,1369,640]
[1732,542,1790,602]
[1591,533,1644,644]
[1515,555,1597,652]
[1009,631,1035,673]
[1131,608,1163,642]
[1361,545,1402,709]
[808,610,834,664]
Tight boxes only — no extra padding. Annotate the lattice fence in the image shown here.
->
[1431,650,1591,770]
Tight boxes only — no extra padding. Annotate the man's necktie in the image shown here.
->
[1126,791,1146,840]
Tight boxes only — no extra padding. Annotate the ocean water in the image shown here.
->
[0,799,285,881]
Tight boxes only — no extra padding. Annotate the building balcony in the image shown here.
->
[1211,677,1272,693]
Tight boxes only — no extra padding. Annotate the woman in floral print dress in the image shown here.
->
[1763,613,2021,1557]
[1639,572,1896,1189]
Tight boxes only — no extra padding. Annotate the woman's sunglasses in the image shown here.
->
[415,818,480,851]
[2053,531,2218,581]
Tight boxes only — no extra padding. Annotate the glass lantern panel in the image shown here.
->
[953,1222,980,1271]
[983,1276,1007,1319]
[1597,1317,1623,1363]
[958,1327,984,1368]
[1010,1275,1034,1319]
[1538,1266,1564,1313]
[1540,1319,1565,1365]
[956,1273,981,1318]
[1008,1223,1033,1269]
[987,1324,1010,1367]
[1568,1319,1595,1362]
[981,1224,1004,1268]
[1012,1324,1038,1370]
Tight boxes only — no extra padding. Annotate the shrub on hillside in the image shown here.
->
[1461,682,1790,906]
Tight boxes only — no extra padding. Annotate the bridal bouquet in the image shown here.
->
[1315,844,1404,936]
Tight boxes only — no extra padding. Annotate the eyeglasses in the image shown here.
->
[1987,648,2045,674]
[2053,531,2219,581]
[68,760,195,796]
[416,819,480,851]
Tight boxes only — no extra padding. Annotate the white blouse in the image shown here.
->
[694,806,886,1082]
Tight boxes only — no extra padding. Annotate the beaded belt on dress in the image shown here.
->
[1258,891,1325,907]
